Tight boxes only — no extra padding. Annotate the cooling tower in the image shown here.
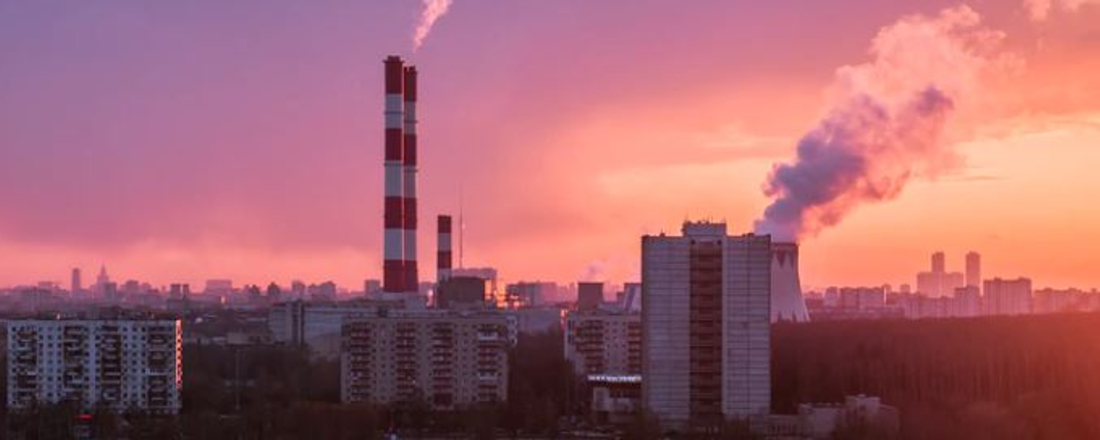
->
[770,242,810,322]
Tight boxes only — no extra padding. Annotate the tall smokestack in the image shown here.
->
[383,56,405,293]
[402,66,419,293]
[770,242,810,322]
[437,215,452,282]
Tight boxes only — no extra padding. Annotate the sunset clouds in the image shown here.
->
[1,1,1099,288]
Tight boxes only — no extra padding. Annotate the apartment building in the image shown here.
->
[6,318,182,414]
[340,311,509,410]
[564,309,642,376]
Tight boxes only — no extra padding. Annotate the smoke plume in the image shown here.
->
[754,6,1012,242]
[413,0,453,50]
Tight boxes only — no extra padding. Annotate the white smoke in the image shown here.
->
[413,0,453,50]
[580,260,607,282]
[1024,0,1100,21]
[754,6,1015,241]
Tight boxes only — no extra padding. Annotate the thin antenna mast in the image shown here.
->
[459,185,465,269]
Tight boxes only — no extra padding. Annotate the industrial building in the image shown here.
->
[340,311,509,410]
[771,242,811,322]
[6,318,182,414]
[641,222,772,426]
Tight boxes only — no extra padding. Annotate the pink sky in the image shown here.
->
[1,1,1099,290]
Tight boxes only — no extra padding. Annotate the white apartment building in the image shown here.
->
[6,318,182,414]
[642,222,772,426]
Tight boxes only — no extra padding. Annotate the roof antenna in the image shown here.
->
[459,184,465,269]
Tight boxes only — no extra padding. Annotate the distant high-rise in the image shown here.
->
[642,222,771,426]
[965,251,981,289]
[95,265,110,290]
[916,252,964,296]
[931,251,945,274]
[70,268,82,294]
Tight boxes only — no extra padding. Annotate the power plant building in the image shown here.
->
[641,222,772,426]
[770,242,811,322]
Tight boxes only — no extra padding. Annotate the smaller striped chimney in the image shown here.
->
[437,215,453,283]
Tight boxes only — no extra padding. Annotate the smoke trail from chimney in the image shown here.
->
[754,6,1015,242]
[414,0,453,50]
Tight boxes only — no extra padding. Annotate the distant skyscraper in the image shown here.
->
[965,251,981,289]
[95,265,110,290]
[916,252,964,297]
[931,251,945,274]
[70,268,82,294]
[642,222,771,426]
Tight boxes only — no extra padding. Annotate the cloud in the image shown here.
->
[1025,0,1100,21]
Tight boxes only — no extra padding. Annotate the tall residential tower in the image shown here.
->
[641,222,772,426]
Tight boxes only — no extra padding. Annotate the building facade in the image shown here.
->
[564,309,641,376]
[642,222,772,426]
[6,318,182,414]
[916,252,965,297]
[984,277,1032,316]
[340,311,509,410]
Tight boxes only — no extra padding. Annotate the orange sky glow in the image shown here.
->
[1,1,1099,291]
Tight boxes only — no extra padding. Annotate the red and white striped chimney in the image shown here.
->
[437,215,452,282]
[402,66,419,293]
[382,56,405,293]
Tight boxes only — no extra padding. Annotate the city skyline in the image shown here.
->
[2,2,1100,289]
